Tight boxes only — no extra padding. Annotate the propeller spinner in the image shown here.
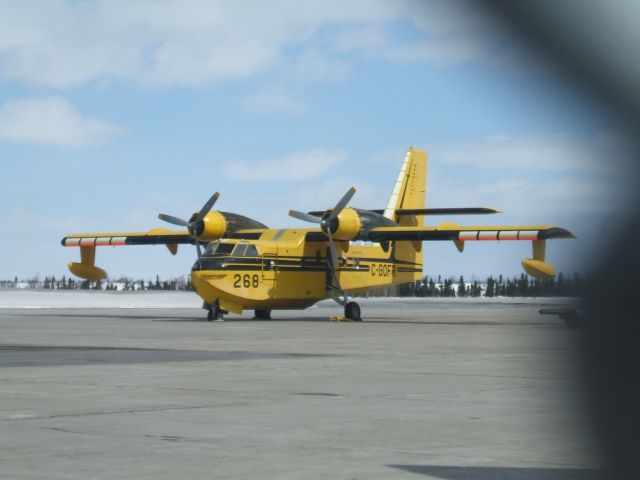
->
[158,192,220,257]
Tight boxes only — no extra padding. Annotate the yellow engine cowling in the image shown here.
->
[193,211,228,242]
[333,208,362,240]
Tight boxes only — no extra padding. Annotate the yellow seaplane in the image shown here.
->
[62,148,574,321]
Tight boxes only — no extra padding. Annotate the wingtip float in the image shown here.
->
[62,146,575,321]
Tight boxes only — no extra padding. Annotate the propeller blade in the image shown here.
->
[158,214,189,227]
[193,192,220,223]
[326,234,340,271]
[289,210,322,224]
[159,193,219,262]
[329,187,356,220]
[326,234,343,292]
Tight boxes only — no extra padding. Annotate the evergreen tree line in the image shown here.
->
[0,275,193,291]
[354,272,583,298]
[2,272,582,297]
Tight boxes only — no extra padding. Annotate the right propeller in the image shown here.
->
[158,192,220,257]
[289,187,356,298]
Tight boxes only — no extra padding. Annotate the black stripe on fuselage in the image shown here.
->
[273,253,421,267]
[193,255,422,272]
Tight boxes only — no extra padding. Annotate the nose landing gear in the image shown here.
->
[205,301,224,322]
[344,301,361,321]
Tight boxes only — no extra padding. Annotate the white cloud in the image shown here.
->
[0,0,408,88]
[0,96,124,147]
[333,1,516,67]
[0,1,525,89]
[290,50,351,84]
[428,131,635,173]
[3,209,100,234]
[332,25,389,52]
[223,149,346,181]
[424,131,635,216]
[295,177,376,212]
[238,91,305,114]
[429,175,628,217]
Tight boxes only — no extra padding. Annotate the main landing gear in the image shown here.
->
[206,301,224,322]
[344,301,362,321]
[327,280,362,321]
[254,309,272,320]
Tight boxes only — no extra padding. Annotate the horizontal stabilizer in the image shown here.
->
[307,207,500,217]
[394,207,500,216]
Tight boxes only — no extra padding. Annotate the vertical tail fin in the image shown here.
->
[383,147,427,226]
[385,147,427,276]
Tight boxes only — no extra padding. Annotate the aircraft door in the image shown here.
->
[261,246,278,284]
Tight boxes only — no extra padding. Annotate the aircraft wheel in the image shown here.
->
[254,309,272,320]
[345,301,361,321]
[208,303,224,322]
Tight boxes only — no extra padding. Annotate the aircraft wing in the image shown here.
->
[366,225,574,242]
[367,224,574,279]
[61,228,198,280]
[61,229,195,247]
[61,228,266,248]
[61,227,267,281]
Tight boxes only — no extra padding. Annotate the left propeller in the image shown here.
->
[158,192,220,257]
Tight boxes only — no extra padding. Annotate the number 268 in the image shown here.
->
[233,274,259,288]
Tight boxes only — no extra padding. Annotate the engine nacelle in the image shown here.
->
[192,211,227,242]
[332,208,362,240]
[190,211,268,242]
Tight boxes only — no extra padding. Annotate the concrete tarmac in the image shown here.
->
[0,299,602,479]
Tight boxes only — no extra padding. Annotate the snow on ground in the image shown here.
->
[0,289,577,309]
[0,290,202,309]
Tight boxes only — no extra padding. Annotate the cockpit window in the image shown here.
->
[204,242,218,255]
[205,242,257,257]
[215,243,235,255]
[205,242,234,256]
[233,244,248,257]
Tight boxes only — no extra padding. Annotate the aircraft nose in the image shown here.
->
[192,257,225,272]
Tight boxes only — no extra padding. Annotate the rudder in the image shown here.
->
[384,147,427,277]
[383,147,427,224]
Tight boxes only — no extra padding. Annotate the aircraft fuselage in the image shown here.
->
[190,228,422,314]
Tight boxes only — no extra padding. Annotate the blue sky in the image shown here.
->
[0,1,634,281]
